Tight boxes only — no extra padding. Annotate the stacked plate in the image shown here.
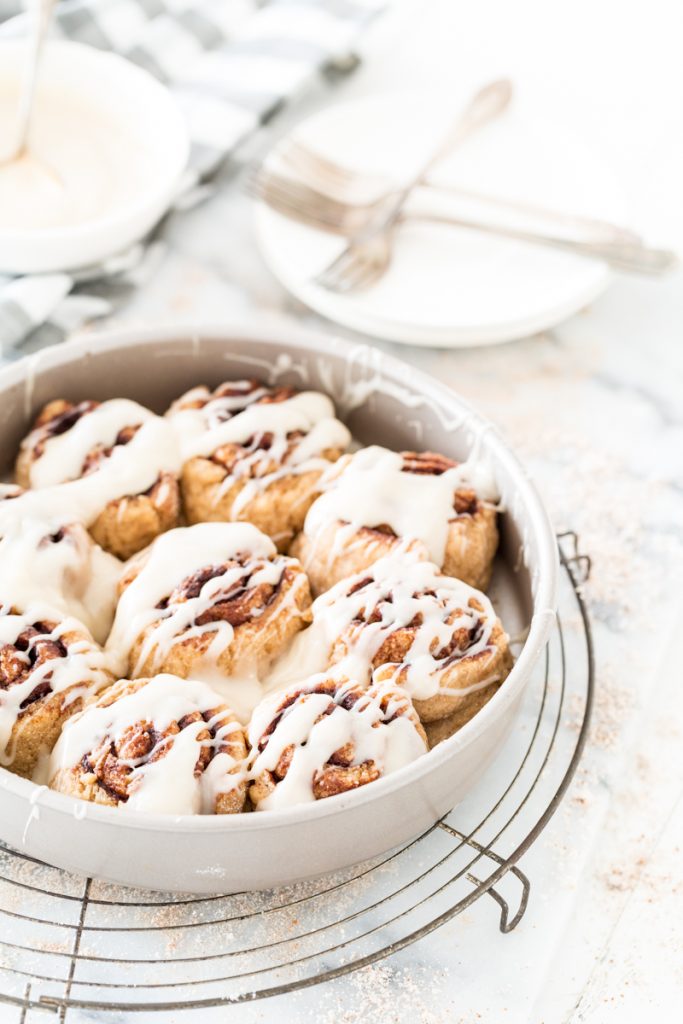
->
[254,91,627,346]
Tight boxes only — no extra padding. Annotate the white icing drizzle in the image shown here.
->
[0,516,120,644]
[0,607,110,764]
[106,522,285,680]
[2,400,181,533]
[248,674,426,811]
[24,400,154,488]
[169,386,350,463]
[168,384,350,524]
[317,552,499,704]
[49,674,245,815]
[0,368,506,816]
[302,446,499,566]
[267,553,502,703]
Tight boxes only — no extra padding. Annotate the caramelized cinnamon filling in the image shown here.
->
[81,423,141,475]
[432,620,486,664]
[358,523,398,539]
[209,429,305,476]
[32,399,99,459]
[39,527,68,546]
[346,587,487,669]
[255,678,417,800]
[81,706,228,803]
[0,620,65,706]
[143,472,174,504]
[183,380,297,421]
[453,488,479,517]
[156,559,286,629]
[258,678,363,752]
[255,386,297,405]
[312,761,380,799]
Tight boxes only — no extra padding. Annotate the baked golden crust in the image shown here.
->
[16,399,181,560]
[289,524,425,598]
[181,454,343,551]
[375,619,513,723]
[443,502,499,592]
[0,612,111,778]
[423,681,501,748]
[50,676,248,814]
[171,380,348,551]
[16,399,99,485]
[291,449,499,596]
[89,471,181,560]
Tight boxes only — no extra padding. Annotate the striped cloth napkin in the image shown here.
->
[0,0,379,352]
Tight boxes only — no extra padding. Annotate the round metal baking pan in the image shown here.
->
[0,324,558,892]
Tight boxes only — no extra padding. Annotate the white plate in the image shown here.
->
[254,91,627,347]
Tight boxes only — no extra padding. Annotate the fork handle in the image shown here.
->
[408,211,677,275]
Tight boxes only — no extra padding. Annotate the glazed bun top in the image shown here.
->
[301,446,498,566]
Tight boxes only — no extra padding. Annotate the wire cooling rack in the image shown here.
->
[0,532,593,1020]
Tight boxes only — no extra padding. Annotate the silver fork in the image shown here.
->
[248,168,677,278]
[280,138,641,247]
[313,79,514,293]
[250,166,642,247]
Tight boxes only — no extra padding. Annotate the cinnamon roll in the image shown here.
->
[14,398,182,559]
[310,554,512,724]
[248,674,427,810]
[290,446,499,594]
[107,522,312,718]
[0,510,120,644]
[49,675,248,814]
[167,380,350,550]
[0,607,111,778]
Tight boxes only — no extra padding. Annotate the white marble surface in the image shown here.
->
[7,1,683,1021]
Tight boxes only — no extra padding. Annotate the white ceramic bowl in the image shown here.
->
[0,324,558,892]
[0,41,189,274]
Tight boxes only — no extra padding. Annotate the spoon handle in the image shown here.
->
[9,0,56,162]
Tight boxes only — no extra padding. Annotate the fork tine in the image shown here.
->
[325,252,384,293]
[247,175,348,235]
[314,245,363,289]
[249,167,372,232]
[282,140,391,203]
[255,165,378,215]
[332,257,375,293]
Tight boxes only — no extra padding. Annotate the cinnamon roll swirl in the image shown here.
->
[49,675,248,814]
[311,554,512,724]
[290,446,499,594]
[167,380,350,550]
[107,523,311,717]
[0,608,111,778]
[0,510,120,644]
[14,398,182,559]
[248,674,427,810]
